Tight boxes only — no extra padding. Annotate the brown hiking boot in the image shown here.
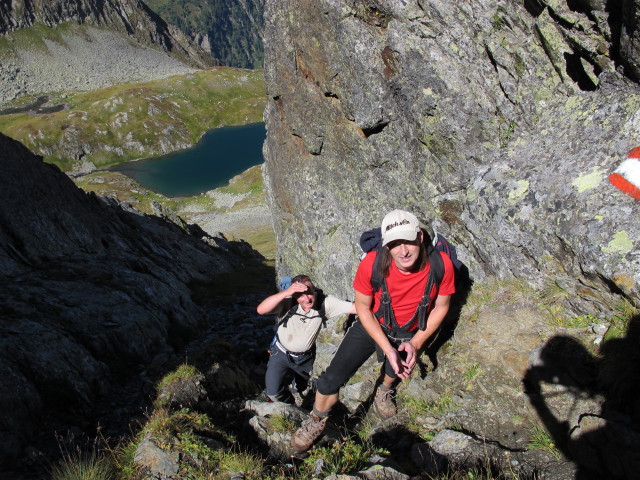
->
[374,385,397,419]
[290,412,328,453]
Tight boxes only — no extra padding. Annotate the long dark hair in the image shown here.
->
[378,230,428,277]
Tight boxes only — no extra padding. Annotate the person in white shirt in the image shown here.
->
[257,274,356,403]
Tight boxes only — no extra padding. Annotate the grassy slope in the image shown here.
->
[75,164,276,262]
[0,67,266,171]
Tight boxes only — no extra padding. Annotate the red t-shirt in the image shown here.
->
[353,250,456,330]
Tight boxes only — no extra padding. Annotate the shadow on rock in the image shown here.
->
[523,314,640,479]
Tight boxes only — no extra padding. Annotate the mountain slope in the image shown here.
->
[0,0,216,69]
[0,131,266,464]
[144,0,264,68]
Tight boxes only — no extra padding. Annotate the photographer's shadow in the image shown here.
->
[523,314,640,479]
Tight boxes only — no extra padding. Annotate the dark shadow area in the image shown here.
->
[0,95,68,115]
[421,262,473,374]
[523,0,545,17]
[523,314,640,479]
[361,120,389,138]
[606,0,630,80]
[564,52,599,91]
[369,424,428,475]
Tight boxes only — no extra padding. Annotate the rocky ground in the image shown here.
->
[0,25,199,106]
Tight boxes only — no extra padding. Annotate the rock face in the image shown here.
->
[0,0,216,68]
[261,0,639,318]
[0,133,258,463]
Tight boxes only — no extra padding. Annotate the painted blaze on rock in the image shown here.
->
[609,147,640,200]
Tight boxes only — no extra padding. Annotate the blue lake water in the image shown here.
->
[112,122,266,197]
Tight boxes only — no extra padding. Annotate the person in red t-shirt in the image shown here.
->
[291,210,455,453]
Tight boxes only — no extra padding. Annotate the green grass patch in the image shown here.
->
[548,313,598,329]
[0,22,75,59]
[266,414,298,434]
[157,364,202,392]
[527,424,560,459]
[461,278,534,324]
[50,450,116,480]
[139,406,263,479]
[299,437,379,478]
[463,362,481,381]
[400,391,454,438]
[602,298,638,343]
[413,393,452,417]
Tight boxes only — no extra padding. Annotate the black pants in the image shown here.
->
[264,346,314,400]
[316,318,401,396]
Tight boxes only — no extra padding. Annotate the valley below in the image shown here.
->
[0,21,273,258]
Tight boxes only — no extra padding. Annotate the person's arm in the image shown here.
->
[354,290,406,376]
[256,282,309,315]
[398,294,451,372]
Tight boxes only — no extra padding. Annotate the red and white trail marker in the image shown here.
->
[609,147,640,200]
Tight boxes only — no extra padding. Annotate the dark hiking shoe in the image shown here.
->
[374,386,397,419]
[290,412,328,453]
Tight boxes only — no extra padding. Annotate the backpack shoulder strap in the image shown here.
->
[370,249,384,292]
[416,247,444,330]
[435,233,462,270]
[315,290,328,327]
[276,303,298,330]
[429,246,444,288]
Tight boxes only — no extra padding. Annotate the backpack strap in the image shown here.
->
[416,247,444,330]
[370,248,385,292]
[316,290,328,328]
[275,303,299,330]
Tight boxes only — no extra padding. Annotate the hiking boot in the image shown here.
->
[374,385,397,419]
[290,412,328,453]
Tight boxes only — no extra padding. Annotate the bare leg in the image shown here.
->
[313,391,338,414]
[382,374,396,387]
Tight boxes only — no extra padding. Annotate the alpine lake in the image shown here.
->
[112,122,266,197]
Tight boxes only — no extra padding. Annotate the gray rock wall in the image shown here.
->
[262,0,639,316]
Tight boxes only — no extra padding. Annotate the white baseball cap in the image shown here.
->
[380,210,421,246]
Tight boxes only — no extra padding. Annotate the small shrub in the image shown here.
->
[402,392,453,417]
[603,298,638,343]
[548,313,598,329]
[463,363,481,382]
[216,447,264,477]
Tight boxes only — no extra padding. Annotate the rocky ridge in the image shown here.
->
[0,0,215,70]
[0,24,200,106]
[144,0,266,69]
[262,0,639,314]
